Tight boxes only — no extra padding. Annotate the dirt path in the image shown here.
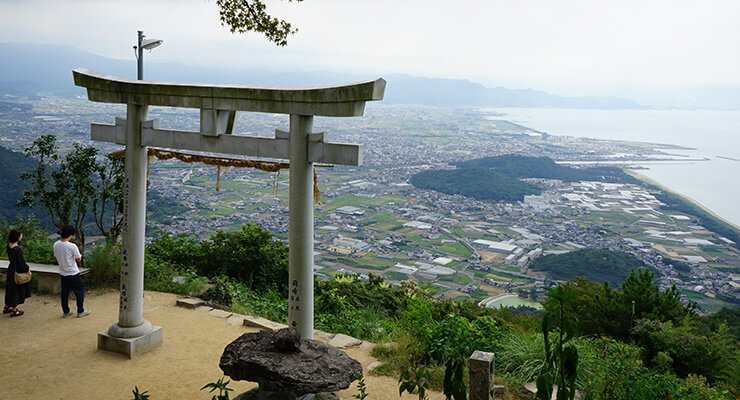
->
[0,289,443,400]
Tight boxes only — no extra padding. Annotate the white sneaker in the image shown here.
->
[77,310,91,318]
[62,311,75,318]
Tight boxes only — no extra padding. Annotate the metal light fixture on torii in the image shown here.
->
[73,68,385,358]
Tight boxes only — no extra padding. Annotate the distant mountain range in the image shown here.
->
[0,42,643,109]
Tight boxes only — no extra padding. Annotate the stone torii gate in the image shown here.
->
[73,69,385,358]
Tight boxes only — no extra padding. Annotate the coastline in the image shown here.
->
[626,170,740,232]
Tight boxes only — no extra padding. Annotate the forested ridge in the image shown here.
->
[530,248,646,287]
[410,154,638,202]
[410,166,542,202]
[452,154,639,183]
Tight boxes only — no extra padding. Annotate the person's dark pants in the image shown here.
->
[60,274,85,314]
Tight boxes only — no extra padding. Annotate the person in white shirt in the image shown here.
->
[53,225,90,318]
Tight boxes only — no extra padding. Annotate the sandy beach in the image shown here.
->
[627,170,740,232]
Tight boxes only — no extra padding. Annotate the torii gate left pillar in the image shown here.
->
[73,69,385,358]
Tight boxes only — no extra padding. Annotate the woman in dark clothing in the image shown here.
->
[4,228,31,317]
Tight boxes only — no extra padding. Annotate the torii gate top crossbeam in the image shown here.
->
[73,69,386,117]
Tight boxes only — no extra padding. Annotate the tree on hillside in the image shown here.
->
[62,143,99,249]
[18,135,124,252]
[621,268,690,322]
[93,153,125,245]
[632,319,735,382]
[215,0,305,46]
[561,270,694,340]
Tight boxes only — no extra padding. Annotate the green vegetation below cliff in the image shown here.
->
[35,219,737,399]
[530,248,646,287]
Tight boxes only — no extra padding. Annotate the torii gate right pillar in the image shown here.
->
[288,114,314,339]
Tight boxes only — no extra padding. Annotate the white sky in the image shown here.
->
[1,0,739,97]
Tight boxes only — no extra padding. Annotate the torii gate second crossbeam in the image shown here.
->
[73,69,385,358]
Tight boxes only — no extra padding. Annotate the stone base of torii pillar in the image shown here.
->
[97,324,163,359]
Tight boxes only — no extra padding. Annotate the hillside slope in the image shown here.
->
[0,145,36,222]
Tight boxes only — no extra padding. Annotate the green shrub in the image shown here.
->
[146,231,201,267]
[0,214,55,264]
[316,273,407,319]
[201,277,289,324]
[86,243,121,288]
[622,370,679,400]
[578,338,643,399]
[632,319,734,383]
[231,287,288,324]
[676,374,735,400]
[203,275,235,307]
[398,296,436,351]
[702,307,740,343]
[315,304,396,342]
[536,286,579,400]
[561,271,693,341]
[496,331,546,382]
[143,258,207,296]
[496,332,648,396]
[148,224,289,295]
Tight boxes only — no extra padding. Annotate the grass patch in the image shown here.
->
[384,271,408,281]
[682,290,734,314]
[363,212,400,226]
[438,241,472,258]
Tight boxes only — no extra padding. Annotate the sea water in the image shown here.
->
[483,108,740,226]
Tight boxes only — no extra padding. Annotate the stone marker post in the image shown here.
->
[469,350,496,400]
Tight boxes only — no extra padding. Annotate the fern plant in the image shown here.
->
[399,364,431,400]
[131,386,150,400]
[201,377,234,400]
[353,374,370,400]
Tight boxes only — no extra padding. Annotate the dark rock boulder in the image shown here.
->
[273,327,301,352]
[234,389,339,400]
[220,328,363,396]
